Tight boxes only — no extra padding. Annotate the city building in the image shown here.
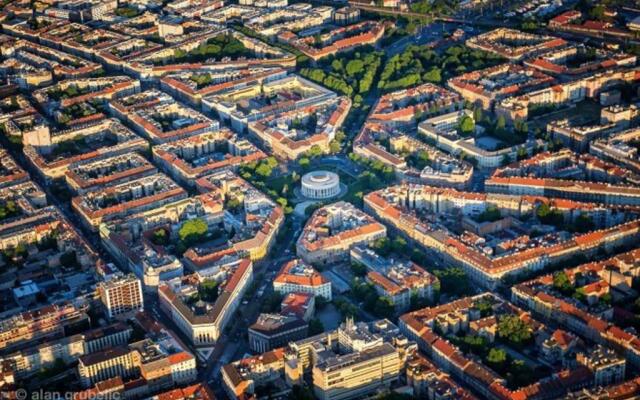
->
[400,293,593,400]
[273,259,332,300]
[78,346,138,387]
[577,346,626,387]
[248,313,308,353]
[297,201,387,266]
[223,318,412,400]
[465,28,566,61]
[485,151,640,206]
[98,273,144,319]
[65,152,157,195]
[280,292,315,321]
[282,20,387,61]
[448,63,555,110]
[301,171,341,200]
[351,246,439,312]
[203,73,337,133]
[109,90,220,144]
[22,118,147,181]
[158,258,253,345]
[72,173,188,230]
[417,110,540,168]
[152,129,266,187]
[590,128,640,175]
[0,301,90,355]
[248,96,351,160]
[365,184,640,289]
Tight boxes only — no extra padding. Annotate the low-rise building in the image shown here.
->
[465,28,566,61]
[577,346,626,387]
[351,246,439,312]
[297,201,387,266]
[248,313,308,353]
[273,259,332,300]
[72,173,188,230]
[203,73,336,133]
[109,90,220,144]
[152,129,266,187]
[65,153,157,195]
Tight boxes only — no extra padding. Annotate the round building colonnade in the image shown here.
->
[301,170,341,199]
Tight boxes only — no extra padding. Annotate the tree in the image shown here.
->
[331,59,343,72]
[434,267,470,296]
[486,348,507,370]
[255,163,273,178]
[288,385,315,400]
[423,67,442,83]
[475,205,501,223]
[179,218,208,245]
[573,287,587,303]
[307,145,323,158]
[351,261,367,277]
[501,154,511,166]
[516,147,528,161]
[460,335,489,356]
[553,271,574,295]
[407,150,430,170]
[574,213,595,233]
[225,195,242,211]
[346,59,364,76]
[496,115,506,132]
[391,237,408,253]
[374,296,396,319]
[298,157,310,169]
[589,4,606,20]
[60,250,78,268]
[266,156,278,169]
[261,292,284,312]
[459,115,475,135]
[475,299,493,317]
[473,106,483,123]
[151,228,168,246]
[371,237,391,256]
[537,203,564,226]
[0,200,19,221]
[276,197,288,209]
[199,280,219,302]
[498,315,532,348]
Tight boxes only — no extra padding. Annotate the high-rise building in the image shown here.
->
[98,273,144,319]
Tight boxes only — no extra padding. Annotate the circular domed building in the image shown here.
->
[301,171,340,199]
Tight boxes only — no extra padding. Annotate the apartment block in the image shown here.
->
[297,201,387,266]
[273,259,332,300]
[158,258,253,345]
[152,129,266,187]
[109,90,220,144]
[72,173,188,230]
[98,273,144,319]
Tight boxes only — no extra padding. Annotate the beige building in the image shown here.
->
[296,202,387,266]
[273,259,332,300]
[577,345,626,387]
[312,343,400,400]
[78,346,137,388]
[98,273,144,319]
[158,259,253,346]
